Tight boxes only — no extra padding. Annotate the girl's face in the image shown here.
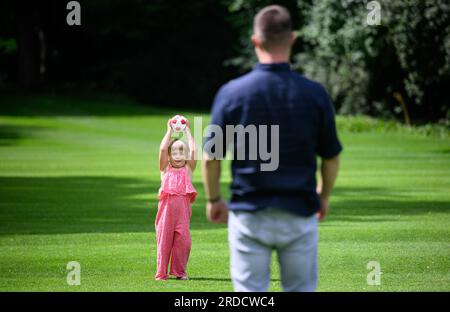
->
[169,142,187,168]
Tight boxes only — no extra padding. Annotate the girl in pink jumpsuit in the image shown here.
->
[155,118,197,280]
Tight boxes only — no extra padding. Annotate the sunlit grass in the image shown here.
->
[0,94,449,291]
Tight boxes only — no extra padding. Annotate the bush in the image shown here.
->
[336,115,449,139]
[226,0,450,123]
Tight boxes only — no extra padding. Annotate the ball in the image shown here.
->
[170,115,187,133]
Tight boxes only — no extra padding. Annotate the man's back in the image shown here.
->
[202,5,342,292]
[207,62,342,216]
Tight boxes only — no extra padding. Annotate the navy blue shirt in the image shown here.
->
[204,62,342,216]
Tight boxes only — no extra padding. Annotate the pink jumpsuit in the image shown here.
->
[155,164,197,280]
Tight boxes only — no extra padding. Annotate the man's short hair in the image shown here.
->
[253,5,292,50]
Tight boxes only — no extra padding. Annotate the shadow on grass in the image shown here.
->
[0,93,209,117]
[437,148,450,154]
[189,277,281,282]
[0,177,447,235]
[0,125,46,146]
[328,186,450,223]
[0,176,224,235]
[188,277,232,282]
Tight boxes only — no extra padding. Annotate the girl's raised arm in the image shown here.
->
[159,119,172,172]
[185,120,197,172]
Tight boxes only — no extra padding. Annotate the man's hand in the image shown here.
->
[317,155,339,221]
[317,197,329,221]
[206,200,228,224]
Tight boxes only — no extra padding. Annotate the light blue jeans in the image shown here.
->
[228,207,318,292]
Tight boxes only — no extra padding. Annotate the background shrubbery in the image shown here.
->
[0,0,449,123]
[228,0,450,123]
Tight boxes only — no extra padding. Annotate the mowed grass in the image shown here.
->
[0,94,449,291]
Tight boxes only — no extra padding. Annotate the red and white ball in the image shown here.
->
[170,115,187,132]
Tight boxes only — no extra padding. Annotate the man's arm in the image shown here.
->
[202,155,221,199]
[317,155,340,220]
[202,152,228,223]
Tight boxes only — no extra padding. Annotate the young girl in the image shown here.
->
[155,118,197,280]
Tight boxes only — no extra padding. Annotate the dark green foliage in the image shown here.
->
[0,0,448,121]
[226,0,450,122]
[0,0,239,108]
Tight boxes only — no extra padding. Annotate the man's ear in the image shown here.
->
[290,31,297,46]
[251,34,261,48]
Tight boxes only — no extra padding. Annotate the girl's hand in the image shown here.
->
[167,118,173,133]
[185,119,191,131]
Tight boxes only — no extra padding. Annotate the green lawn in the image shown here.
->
[0,94,449,291]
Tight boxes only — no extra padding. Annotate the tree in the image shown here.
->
[225,0,450,122]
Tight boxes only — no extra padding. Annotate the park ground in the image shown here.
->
[0,93,449,291]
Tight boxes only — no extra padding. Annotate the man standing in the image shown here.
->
[202,5,342,292]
